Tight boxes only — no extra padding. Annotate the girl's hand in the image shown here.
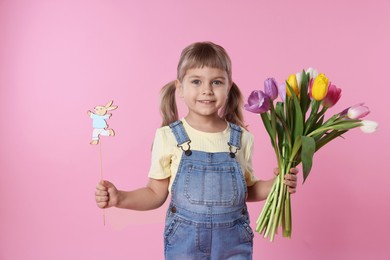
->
[273,168,298,194]
[95,180,119,208]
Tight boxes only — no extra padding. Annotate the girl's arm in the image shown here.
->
[96,178,169,211]
[247,168,298,202]
[247,179,275,202]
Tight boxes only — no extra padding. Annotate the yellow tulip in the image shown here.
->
[286,74,299,97]
[311,73,329,101]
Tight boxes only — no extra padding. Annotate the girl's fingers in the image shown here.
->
[95,181,115,208]
[284,173,297,181]
[95,190,108,196]
[95,195,109,203]
[284,179,297,188]
[274,167,299,176]
[97,202,107,208]
[95,187,109,209]
[288,187,297,194]
[96,183,107,191]
[284,172,298,194]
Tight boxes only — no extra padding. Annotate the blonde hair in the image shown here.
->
[160,42,246,129]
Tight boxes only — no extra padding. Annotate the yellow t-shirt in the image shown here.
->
[148,118,258,192]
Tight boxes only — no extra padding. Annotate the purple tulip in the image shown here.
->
[278,82,286,102]
[322,83,342,107]
[264,78,278,100]
[347,103,370,119]
[339,102,362,117]
[339,107,349,117]
[244,90,271,114]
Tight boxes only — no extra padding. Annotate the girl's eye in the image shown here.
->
[212,80,223,86]
[191,80,201,85]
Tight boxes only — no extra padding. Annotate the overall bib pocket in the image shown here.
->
[184,164,238,206]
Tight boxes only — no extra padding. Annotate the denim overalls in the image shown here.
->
[164,121,254,260]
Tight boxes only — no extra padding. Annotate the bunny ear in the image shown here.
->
[105,100,114,108]
[106,105,118,111]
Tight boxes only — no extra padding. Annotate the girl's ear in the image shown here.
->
[175,79,183,97]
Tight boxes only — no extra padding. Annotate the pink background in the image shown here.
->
[1,0,389,259]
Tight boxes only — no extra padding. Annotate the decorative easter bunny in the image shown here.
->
[88,100,118,145]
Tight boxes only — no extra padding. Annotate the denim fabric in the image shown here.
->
[164,121,253,260]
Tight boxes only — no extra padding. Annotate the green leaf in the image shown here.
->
[286,83,304,142]
[299,70,311,120]
[304,100,320,135]
[290,135,302,161]
[276,121,285,153]
[275,102,285,122]
[321,114,339,127]
[284,92,293,130]
[313,115,325,129]
[261,112,276,147]
[301,136,316,183]
[315,130,347,152]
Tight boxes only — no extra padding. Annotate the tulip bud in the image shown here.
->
[311,73,329,101]
[306,67,319,79]
[286,74,299,97]
[278,82,286,102]
[264,78,278,100]
[244,90,271,114]
[322,84,342,107]
[296,72,302,89]
[360,120,378,133]
[347,104,370,119]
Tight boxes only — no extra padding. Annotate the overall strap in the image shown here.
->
[228,123,242,158]
[169,120,192,156]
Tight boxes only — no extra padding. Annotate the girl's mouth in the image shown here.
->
[198,100,215,104]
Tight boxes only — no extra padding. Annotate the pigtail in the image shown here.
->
[160,81,178,127]
[221,82,247,130]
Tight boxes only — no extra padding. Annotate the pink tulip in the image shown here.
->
[347,103,370,119]
[322,84,342,107]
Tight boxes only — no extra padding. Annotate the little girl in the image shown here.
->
[95,42,298,259]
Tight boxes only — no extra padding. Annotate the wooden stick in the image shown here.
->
[99,140,106,226]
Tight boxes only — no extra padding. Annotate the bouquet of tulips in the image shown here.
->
[244,68,378,241]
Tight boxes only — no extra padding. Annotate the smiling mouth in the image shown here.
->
[198,100,215,104]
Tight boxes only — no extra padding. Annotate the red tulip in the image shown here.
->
[322,84,342,107]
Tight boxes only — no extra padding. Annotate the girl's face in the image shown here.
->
[176,67,231,121]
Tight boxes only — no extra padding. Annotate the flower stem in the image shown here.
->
[284,192,291,238]
[263,177,280,238]
[269,166,287,241]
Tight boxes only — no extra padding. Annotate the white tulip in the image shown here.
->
[306,67,319,79]
[295,72,302,89]
[360,120,378,133]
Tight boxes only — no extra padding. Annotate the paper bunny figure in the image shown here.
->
[88,100,118,145]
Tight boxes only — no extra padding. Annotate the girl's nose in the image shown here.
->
[202,83,213,95]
